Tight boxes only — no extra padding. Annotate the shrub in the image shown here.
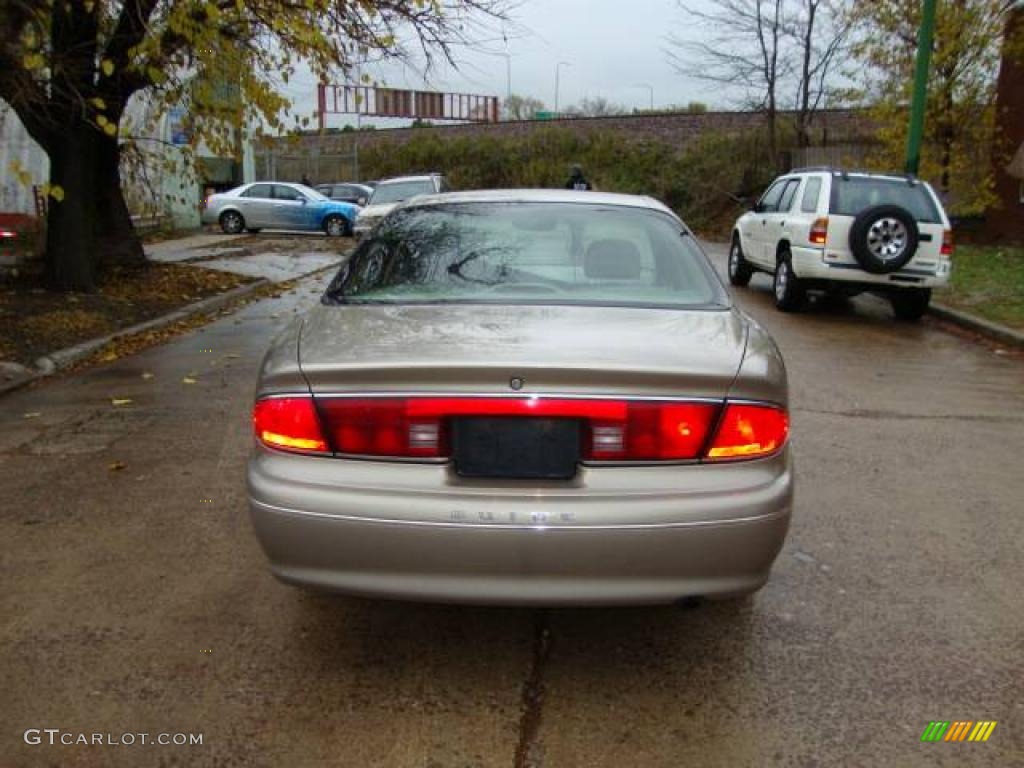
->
[360,125,781,237]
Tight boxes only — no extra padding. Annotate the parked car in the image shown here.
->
[247,189,793,605]
[202,182,358,236]
[352,173,448,240]
[729,167,954,320]
[316,182,374,207]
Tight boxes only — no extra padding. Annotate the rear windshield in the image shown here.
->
[327,203,726,309]
[369,180,435,205]
[830,177,940,223]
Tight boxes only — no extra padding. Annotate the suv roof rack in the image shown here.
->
[790,166,920,183]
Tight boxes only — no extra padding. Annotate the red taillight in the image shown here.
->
[257,396,789,463]
[705,403,789,461]
[0,229,16,239]
[315,397,719,461]
[584,401,718,461]
[253,397,329,454]
[809,217,828,246]
[940,229,954,256]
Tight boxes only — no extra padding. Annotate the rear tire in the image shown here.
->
[728,236,753,287]
[890,288,931,322]
[219,210,245,234]
[324,215,348,237]
[773,251,805,312]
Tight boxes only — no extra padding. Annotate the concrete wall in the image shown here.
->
[0,105,49,216]
[255,108,875,184]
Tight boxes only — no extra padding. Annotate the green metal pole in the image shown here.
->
[905,0,939,175]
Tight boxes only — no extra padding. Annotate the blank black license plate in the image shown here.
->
[452,417,580,480]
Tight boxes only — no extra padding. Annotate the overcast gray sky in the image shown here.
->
[281,0,719,129]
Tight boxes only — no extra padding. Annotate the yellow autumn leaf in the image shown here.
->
[96,114,109,127]
[111,398,133,406]
[22,52,45,70]
[101,58,114,76]
[49,185,65,202]
[182,376,197,384]
[90,97,106,110]
[103,122,117,136]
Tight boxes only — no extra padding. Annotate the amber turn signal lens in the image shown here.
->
[705,404,789,461]
[253,397,329,454]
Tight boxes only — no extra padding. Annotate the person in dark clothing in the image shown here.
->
[565,164,592,191]
[300,174,312,187]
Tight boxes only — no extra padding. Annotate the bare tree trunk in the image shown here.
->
[796,0,818,148]
[95,134,146,268]
[44,130,98,292]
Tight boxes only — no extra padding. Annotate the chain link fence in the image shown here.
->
[254,148,360,185]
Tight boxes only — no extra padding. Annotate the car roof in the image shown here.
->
[399,189,680,219]
[377,175,441,185]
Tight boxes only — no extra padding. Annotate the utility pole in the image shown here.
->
[554,61,570,114]
[634,83,654,111]
[905,0,938,175]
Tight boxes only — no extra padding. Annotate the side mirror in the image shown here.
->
[357,197,368,206]
[751,201,763,213]
[300,197,307,205]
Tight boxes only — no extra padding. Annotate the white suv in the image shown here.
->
[729,168,953,320]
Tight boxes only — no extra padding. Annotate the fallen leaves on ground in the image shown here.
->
[0,263,254,367]
[182,376,198,384]
[108,461,126,471]
[110,398,133,406]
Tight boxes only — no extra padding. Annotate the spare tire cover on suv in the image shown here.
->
[847,204,919,274]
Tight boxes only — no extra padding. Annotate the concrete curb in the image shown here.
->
[929,302,1024,349]
[0,279,270,398]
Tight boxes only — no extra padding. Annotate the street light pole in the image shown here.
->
[554,61,570,114]
[504,53,512,104]
[905,0,938,175]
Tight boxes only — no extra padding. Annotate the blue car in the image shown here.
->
[201,182,359,237]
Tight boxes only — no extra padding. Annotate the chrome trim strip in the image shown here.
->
[251,498,790,531]
[260,391,726,403]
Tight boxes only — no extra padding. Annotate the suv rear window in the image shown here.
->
[830,177,940,223]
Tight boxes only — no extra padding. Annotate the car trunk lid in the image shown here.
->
[298,303,746,399]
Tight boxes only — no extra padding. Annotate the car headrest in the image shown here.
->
[584,239,642,280]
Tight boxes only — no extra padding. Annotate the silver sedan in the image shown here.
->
[247,190,793,605]
[201,182,359,236]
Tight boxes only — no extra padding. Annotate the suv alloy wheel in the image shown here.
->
[773,251,805,312]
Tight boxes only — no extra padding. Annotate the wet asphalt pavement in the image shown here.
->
[1,238,1022,767]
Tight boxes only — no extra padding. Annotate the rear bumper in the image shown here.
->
[247,447,794,605]
[790,245,951,288]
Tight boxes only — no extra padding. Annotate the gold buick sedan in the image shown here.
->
[247,190,793,605]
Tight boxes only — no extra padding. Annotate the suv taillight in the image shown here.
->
[941,229,954,256]
[809,217,828,246]
[253,396,789,463]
